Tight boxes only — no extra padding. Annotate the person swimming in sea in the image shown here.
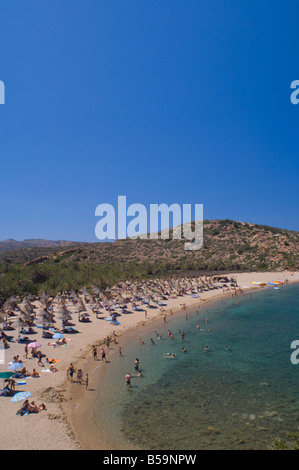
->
[164,353,175,358]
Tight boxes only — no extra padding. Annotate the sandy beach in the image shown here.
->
[0,271,298,450]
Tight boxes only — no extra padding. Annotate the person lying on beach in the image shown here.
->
[28,401,46,413]
[45,358,60,364]
[18,335,30,343]
[57,337,67,345]
[49,364,58,373]
[21,327,35,335]
[2,385,13,396]
[19,367,31,377]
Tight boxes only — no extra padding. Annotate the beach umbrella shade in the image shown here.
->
[8,362,24,371]
[92,287,101,296]
[4,297,17,311]
[37,308,53,324]
[0,372,14,380]
[80,287,89,296]
[55,305,71,315]
[25,294,35,302]
[16,317,27,331]
[10,392,31,403]
[53,333,64,340]
[27,342,42,349]
[55,306,72,322]
[69,289,77,299]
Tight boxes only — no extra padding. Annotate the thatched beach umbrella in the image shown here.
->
[39,292,49,305]
[36,307,54,325]
[16,317,28,333]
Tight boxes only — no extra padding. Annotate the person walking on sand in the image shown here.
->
[68,363,75,382]
[144,310,147,319]
[77,369,83,384]
[119,347,122,356]
[85,374,89,390]
[92,345,98,361]
[23,344,29,359]
[100,347,107,362]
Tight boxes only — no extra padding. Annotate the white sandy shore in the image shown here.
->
[0,271,298,450]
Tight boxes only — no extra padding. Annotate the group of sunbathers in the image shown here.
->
[17,400,46,416]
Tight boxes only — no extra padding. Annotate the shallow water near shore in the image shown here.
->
[91,284,299,450]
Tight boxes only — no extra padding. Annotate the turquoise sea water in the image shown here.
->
[91,284,299,450]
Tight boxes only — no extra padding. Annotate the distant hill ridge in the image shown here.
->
[0,239,81,253]
[0,220,298,272]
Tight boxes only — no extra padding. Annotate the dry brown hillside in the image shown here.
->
[1,220,298,272]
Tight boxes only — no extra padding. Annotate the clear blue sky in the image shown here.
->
[0,0,298,242]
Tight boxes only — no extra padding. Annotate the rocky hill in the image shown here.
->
[0,220,298,272]
[0,220,298,302]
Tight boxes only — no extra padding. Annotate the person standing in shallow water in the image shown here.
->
[125,372,131,387]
